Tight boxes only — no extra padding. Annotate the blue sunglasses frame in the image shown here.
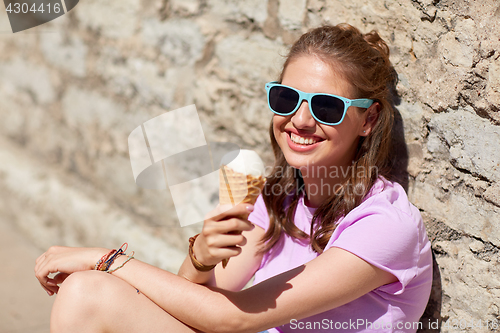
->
[265,81,374,126]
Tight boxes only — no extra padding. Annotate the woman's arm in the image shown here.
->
[105,245,397,333]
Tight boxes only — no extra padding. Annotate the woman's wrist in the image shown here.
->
[92,243,133,273]
[90,248,113,270]
[177,236,217,286]
[190,234,217,270]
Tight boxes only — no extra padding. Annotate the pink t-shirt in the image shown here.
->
[248,177,432,333]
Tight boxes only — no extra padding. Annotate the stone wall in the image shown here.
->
[0,0,499,331]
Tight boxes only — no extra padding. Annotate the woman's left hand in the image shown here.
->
[34,246,108,295]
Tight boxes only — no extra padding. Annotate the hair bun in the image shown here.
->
[363,31,391,64]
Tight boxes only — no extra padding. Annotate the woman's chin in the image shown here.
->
[282,155,313,171]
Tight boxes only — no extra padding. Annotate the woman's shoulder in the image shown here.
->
[362,176,419,219]
[334,176,424,238]
[328,176,432,295]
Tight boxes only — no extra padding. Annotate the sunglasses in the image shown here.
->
[265,82,374,126]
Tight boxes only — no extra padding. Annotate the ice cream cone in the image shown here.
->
[219,165,266,206]
[218,149,266,269]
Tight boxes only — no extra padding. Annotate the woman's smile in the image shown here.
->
[286,128,325,152]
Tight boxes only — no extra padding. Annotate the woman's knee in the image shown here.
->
[58,270,111,302]
[51,271,115,330]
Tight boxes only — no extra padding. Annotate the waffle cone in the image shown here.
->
[219,165,266,205]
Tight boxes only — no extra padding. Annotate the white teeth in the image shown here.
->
[290,133,318,145]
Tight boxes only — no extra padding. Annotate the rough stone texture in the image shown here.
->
[0,0,499,331]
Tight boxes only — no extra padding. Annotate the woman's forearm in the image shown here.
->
[107,246,398,333]
[177,254,217,286]
[109,256,251,333]
[108,254,315,333]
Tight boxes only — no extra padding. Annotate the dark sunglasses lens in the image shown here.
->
[269,86,299,115]
[311,95,345,124]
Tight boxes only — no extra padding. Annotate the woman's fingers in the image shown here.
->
[38,281,55,296]
[53,272,70,285]
[204,233,248,248]
[208,203,254,222]
[193,203,257,266]
[36,264,59,295]
[35,260,58,291]
[46,272,69,288]
[207,246,243,260]
[193,231,250,266]
[204,217,255,236]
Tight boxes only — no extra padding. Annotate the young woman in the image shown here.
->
[35,24,432,333]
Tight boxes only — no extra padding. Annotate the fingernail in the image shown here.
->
[246,205,254,212]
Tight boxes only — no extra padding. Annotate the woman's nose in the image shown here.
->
[291,100,316,129]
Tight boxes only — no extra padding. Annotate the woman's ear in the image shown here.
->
[360,102,380,136]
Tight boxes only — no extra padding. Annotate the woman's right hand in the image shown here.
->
[192,203,256,267]
[34,246,108,296]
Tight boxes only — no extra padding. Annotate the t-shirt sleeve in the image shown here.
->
[326,195,421,295]
[248,194,270,232]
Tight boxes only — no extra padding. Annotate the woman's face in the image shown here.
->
[273,55,374,178]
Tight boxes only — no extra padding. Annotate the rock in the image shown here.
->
[0,60,56,104]
[62,87,125,129]
[428,109,500,183]
[486,57,500,105]
[209,0,268,25]
[278,0,307,30]
[40,31,87,77]
[484,183,500,207]
[215,34,284,83]
[398,101,424,141]
[412,180,500,248]
[469,239,485,253]
[141,18,206,66]
[171,0,201,16]
[75,0,141,39]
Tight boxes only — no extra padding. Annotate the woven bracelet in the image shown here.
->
[107,252,135,274]
[95,249,116,270]
[189,234,217,272]
[94,243,129,272]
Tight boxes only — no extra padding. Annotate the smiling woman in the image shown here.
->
[34,23,432,333]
